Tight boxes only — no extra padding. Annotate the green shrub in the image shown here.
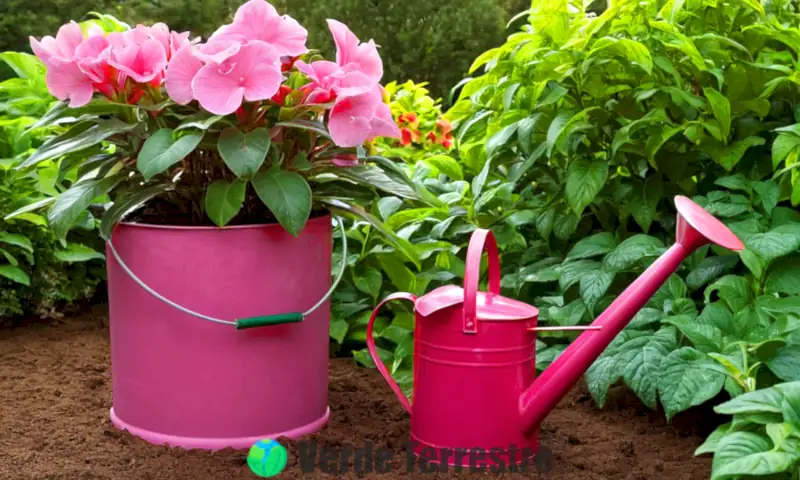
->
[0,52,105,321]
[272,0,509,100]
[441,0,800,475]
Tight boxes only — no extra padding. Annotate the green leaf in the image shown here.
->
[330,319,349,344]
[603,234,665,271]
[217,127,271,179]
[48,175,122,240]
[137,129,203,181]
[686,255,739,289]
[54,243,105,262]
[712,433,795,480]
[485,122,519,157]
[354,267,383,300]
[566,232,617,261]
[275,119,330,138]
[618,327,678,409]
[645,125,685,167]
[565,158,608,215]
[753,181,781,213]
[377,253,416,293]
[558,260,602,291]
[772,133,800,170]
[580,268,615,310]
[658,347,727,421]
[546,111,574,157]
[251,169,312,238]
[585,37,653,74]
[764,345,800,382]
[204,180,246,227]
[765,256,800,294]
[175,113,225,132]
[715,386,783,415]
[20,119,137,168]
[705,275,751,312]
[0,264,30,285]
[746,224,800,262]
[704,88,732,140]
[423,154,463,180]
[695,423,732,455]
[99,183,174,240]
[712,137,766,171]
[0,232,33,253]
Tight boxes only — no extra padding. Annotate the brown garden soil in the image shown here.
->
[0,305,717,480]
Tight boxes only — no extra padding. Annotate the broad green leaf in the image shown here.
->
[354,267,383,300]
[764,345,800,382]
[20,119,136,168]
[558,260,602,291]
[746,224,800,262]
[546,111,575,157]
[712,137,766,171]
[695,423,732,455]
[48,175,122,240]
[54,243,105,262]
[712,435,795,480]
[330,319,349,344]
[204,179,246,227]
[705,275,751,312]
[252,169,312,238]
[663,316,725,354]
[217,127,271,179]
[658,347,727,421]
[772,134,800,170]
[585,353,620,408]
[715,386,784,415]
[585,37,653,74]
[0,264,30,285]
[377,253,416,293]
[765,256,800,294]
[137,129,203,180]
[274,119,330,138]
[603,234,665,271]
[99,183,174,240]
[686,255,739,289]
[423,154,463,180]
[617,327,677,409]
[175,113,225,132]
[377,197,403,221]
[566,232,617,261]
[485,122,519,157]
[580,268,615,310]
[704,88,732,140]
[753,181,781,214]
[0,232,33,253]
[565,158,608,215]
[645,125,685,167]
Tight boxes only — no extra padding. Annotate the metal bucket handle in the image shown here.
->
[105,216,348,330]
[462,228,501,334]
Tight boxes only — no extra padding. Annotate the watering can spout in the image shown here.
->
[518,196,744,436]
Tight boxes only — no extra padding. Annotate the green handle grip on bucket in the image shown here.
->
[235,312,304,330]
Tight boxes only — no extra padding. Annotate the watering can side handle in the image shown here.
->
[366,292,417,413]
[462,228,501,334]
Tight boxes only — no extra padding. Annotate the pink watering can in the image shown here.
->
[366,196,744,468]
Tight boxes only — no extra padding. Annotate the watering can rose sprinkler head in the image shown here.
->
[365,196,744,468]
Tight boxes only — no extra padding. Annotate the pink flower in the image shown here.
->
[74,35,111,83]
[209,0,308,57]
[29,21,84,68]
[295,60,373,103]
[164,45,204,105]
[327,19,382,83]
[191,41,283,115]
[328,85,401,147]
[108,31,168,84]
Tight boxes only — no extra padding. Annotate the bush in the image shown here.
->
[0,52,105,321]
[273,0,509,100]
[443,0,800,476]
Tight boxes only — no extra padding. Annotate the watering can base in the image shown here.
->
[408,433,538,470]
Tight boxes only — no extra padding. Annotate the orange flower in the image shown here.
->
[435,118,452,136]
[401,128,421,145]
[397,112,420,128]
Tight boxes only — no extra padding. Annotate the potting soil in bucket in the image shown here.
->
[105,215,334,450]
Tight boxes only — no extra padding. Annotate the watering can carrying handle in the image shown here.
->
[365,292,416,413]
[462,228,501,334]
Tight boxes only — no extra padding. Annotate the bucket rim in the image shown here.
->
[116,212,332,232]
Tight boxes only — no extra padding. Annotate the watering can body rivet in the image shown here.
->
[366,196,744,469]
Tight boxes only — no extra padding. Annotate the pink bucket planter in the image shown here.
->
[105,214,340,450]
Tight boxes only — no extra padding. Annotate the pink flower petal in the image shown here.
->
[45,61,94,107]
[209,0,308,57]
[239,42,283,101]
[54,21,85,60]
[74,35,111,83]
[326,19,382,82]
[192,63,245,115]
[193,39,241,64]
[165,45,204,104]
[109,38,168,84]
[328,112,372,148]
